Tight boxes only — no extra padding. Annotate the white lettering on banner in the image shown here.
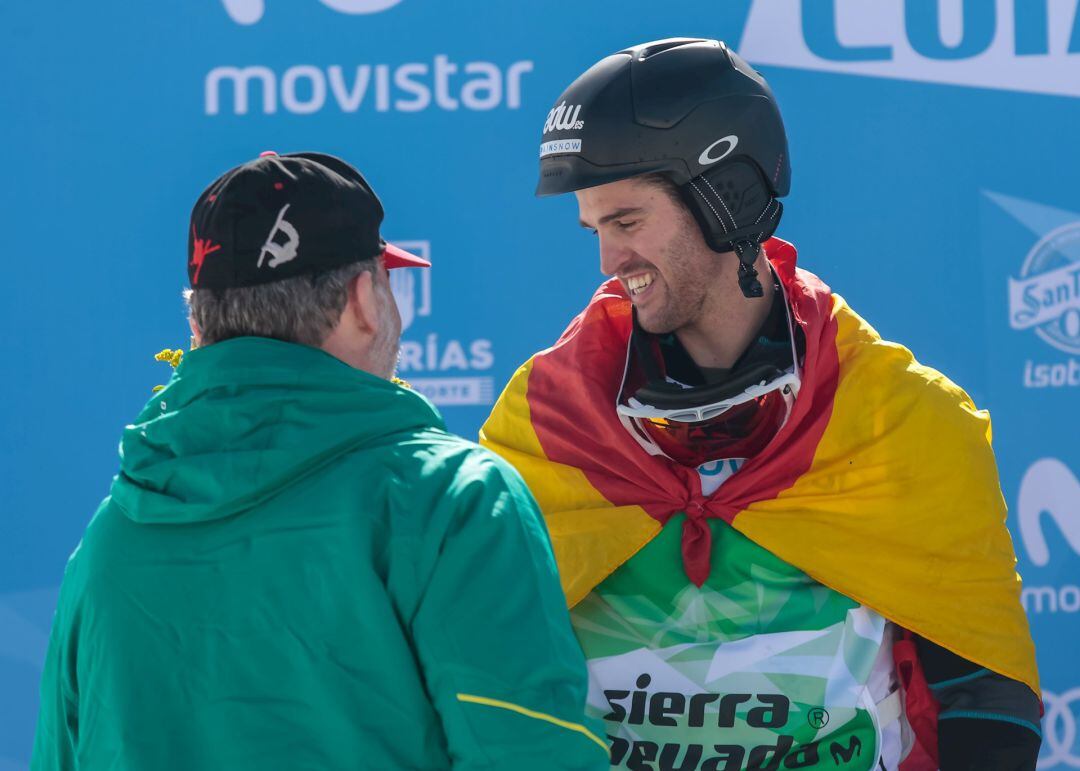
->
[206,58,534,115]
[1009,262,1080,331]
[388,242,496,407]
[281,66,327,114]
[1022,585,1080,615]
[1019,458,1080,568]
[221,0,404,25]
[738,0,1080,98]
[1040,689,1080,769]
[409,377,495,406]
[540,139,582,157]
[1024,359,1080,389]
[205,67,277,114]
[398,335,493,373]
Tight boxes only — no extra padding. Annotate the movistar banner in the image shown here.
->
[1,1,1078,767]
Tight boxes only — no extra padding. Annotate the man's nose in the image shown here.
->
[598,234,631,277]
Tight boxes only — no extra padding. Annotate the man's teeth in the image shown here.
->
[627,274,654,295]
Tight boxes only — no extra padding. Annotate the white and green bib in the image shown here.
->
[569,461,905,770]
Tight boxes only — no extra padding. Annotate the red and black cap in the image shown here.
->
[188,151,429,289]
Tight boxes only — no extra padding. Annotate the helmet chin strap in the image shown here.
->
[733,239,764,298]
[678,159,783,299]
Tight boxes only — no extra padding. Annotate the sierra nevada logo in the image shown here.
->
[221,0,403,25]
[602,673,875,770]
[388,241,494,407]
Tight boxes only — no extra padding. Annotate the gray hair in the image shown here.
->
[185,260,375,347]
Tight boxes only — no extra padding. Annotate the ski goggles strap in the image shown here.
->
[618,369,800,423]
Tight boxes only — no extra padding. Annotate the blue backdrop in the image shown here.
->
[2,1,1078,768]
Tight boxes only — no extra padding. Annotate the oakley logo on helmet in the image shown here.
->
[543,101,585,133]
[698,135,740,166]
[257,204,300,269]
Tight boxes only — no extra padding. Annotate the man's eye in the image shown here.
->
[589,228,598,236]
[616,220,637,230]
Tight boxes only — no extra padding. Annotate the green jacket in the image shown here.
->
[32,338,608,771]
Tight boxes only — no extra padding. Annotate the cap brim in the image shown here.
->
[382,242,430,269]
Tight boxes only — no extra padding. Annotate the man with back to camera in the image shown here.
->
[482,39,1041,770]
[31,151,609,770]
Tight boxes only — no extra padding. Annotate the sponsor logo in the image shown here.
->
[388,241,494,406]
[1040,688,1080,769]
[1024,359,1080,389]
[738,0,1080,98]
[221,0,404,25]
[1018,458,1080,615]
[206,58,534,116]
[829,736,862,766]
[986,192,1080,389]
[257,204,300,269]
[1019,458,1080,568]
[698,135,739,166]
[543,101,585,133]
[1009,222,1080,357]
[698,458,744,496]
[540,139,582,158]
[603,673,862,769]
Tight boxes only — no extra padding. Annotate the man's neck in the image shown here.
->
[675,262,777,370]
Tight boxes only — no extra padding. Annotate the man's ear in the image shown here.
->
[188,315,202,348]
[348,269,379,335]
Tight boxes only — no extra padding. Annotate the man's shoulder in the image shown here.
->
[834,299,973,399]
[369,427,531,503]
[832,304,989,453]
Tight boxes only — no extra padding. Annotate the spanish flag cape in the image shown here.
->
[481,238,1039,699]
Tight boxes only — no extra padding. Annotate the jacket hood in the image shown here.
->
[111,337,443,524]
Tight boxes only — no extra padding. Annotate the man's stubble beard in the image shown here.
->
[373,281,403,380]
[636,226,712,336]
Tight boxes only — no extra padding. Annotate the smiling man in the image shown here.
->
[482,39,1042,770]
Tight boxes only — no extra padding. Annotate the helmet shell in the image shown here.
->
[536,38,790,198]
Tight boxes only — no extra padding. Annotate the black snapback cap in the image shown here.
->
[188,151,429,289]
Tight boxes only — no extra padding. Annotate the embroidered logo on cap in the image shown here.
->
[258,203,300,269]
[190,225,223,285]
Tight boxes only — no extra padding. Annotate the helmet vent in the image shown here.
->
[637,38,709,60]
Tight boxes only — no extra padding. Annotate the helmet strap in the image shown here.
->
[733,239,764,298]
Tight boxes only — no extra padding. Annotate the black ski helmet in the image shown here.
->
[537,38,791,297]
